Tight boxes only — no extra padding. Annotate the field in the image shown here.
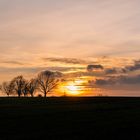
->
[0,97,140,140]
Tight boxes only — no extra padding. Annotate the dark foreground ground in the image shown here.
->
[0,97,140,140]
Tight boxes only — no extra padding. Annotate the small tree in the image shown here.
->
[11,75,26,97]
[28,78,38,97]
[37,71,61,97]
[0,82,13,96]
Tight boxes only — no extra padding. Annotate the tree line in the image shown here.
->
[0,70,62,97]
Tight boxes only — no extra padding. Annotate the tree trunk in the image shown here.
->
[18,90,21,97]
[44,92,47,97]
[31,93,34,97]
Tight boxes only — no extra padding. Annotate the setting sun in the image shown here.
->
[66,85,80,95]
[60,80,84,96]
[66,85,77,92]
[58,79,85,96]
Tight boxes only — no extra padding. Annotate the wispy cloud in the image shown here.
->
[87,64,104,72]
[0,61,26,65]
[43,57,97,65]
[93,75,140,86]
[125,60,140,72]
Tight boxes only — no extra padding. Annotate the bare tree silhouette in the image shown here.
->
[28,78,38,97]
[37,71,60,97]
[11,75,26,97]
[0,82,14,96]
[0,70,63,97]
[22,80,29,97]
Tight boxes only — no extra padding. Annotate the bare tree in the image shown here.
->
[37,71,61,97]
[11,75,26,97]
[28,78,38,97]
[22,80,29,97]
[0,82,13,96]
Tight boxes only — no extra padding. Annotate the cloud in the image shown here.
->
[105,68,127,75]
[39,70,63,78]
[46,66,84,72]
[0,66,85,75]
[64,70,105,79]
[125,60,140,72]
[0,61,26,65]
[104,59,140,75]
[105,68,118,74]
[87,64,104,72]
[119,75,140,84]
[94,78,116,85]
[43,57,97,65]
[93,75,140,86]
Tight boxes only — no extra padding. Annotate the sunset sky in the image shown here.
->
[0,0,140,96]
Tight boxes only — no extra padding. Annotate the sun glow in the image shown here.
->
[62,79,85,96]
[58,78,87,96]
[65,84,80,95]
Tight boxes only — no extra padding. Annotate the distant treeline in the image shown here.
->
[0,70,62,97]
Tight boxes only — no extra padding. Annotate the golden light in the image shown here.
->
[66,85,77,91]
[59,79,86,96]
[65,84,81,95]
[57,77,103,97]
[74,79,84,84]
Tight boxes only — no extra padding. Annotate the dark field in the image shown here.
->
[0,97,140,140]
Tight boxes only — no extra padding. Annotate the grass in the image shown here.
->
[0,97,140,140]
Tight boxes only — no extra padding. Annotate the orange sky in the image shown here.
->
[0,0,140,96]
